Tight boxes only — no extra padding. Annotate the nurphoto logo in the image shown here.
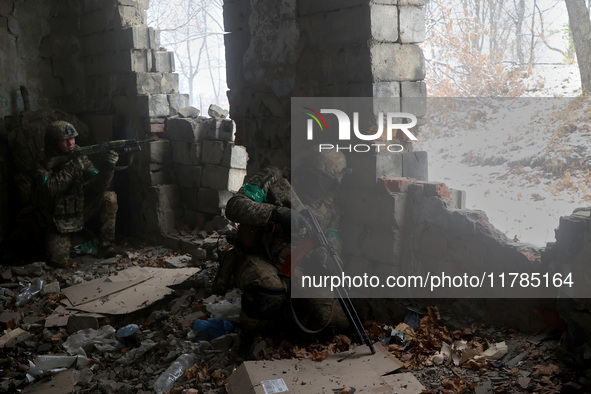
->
[304,107,418,153]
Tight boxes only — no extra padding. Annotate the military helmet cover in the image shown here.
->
[307,150,350,182]
[47,121,79,141]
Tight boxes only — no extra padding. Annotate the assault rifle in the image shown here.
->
[299,209,376,354]
[44,139,152,170]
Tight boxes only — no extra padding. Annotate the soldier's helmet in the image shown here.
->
[47,121,79,141]
[308,150,351,183]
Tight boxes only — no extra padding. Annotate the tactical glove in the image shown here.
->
[273,207,308,234]
[104,150,119,168]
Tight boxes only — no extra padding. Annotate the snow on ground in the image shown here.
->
[417,69,590,247]
[522,64,582,97]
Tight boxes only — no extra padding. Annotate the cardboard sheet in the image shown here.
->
[47,267,200,323]
[62,266,152,306]
[226,343,424,394]
[21,369,75,394]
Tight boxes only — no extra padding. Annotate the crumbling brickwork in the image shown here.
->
[132,111,247,238]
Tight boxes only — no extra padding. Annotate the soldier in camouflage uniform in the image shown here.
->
[223,150,350,336]
[34,121,119,267]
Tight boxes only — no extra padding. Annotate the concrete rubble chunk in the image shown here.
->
[42,281,61,294]
[0,328,31,348]
[0,312,21,328]
[11,262,45,277]
[165,255,192,269]
[208,104,229,119]
[178,106,200,118]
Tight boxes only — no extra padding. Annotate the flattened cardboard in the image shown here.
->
[47,267,200,321]
[62,266,152,306]
[44,303,103,328]
[381,372,425,393]
[226,343,422,394]
[21,369,75,394]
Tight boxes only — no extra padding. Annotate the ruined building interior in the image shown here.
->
[0,0,590,392]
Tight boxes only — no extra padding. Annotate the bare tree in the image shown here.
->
[147,0,227,109]
[565,0,591,95]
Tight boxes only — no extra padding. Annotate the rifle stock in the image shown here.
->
[299,209,376,354]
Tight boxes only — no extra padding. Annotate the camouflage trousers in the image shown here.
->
[236,254,289,331]
[45,191,118,267]
[233,252,349,334]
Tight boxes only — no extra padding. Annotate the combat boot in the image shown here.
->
[98,240,123,258]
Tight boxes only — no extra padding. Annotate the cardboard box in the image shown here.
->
[226,343,425,393]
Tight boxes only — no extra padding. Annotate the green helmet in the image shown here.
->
[47,121,79,141]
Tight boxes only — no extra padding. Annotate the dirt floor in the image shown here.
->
[0,238,589,393]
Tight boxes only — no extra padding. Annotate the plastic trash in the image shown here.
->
[32,354,92,371]
[116,324,140,338]
[116,339,158,366]
[206,297,241,322]
[379,329,407,348]
[28,348,93,379]
[192,318,234,342]
[72,238,98,255]
[15,278,44,307]
[116,324,141,348]
[152,353,194,394]
[63,325,122,354]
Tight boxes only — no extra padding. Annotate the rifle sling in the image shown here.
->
[280,237,314,277]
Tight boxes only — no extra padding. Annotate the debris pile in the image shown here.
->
[1,242,590,393]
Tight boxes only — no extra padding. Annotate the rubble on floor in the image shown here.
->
[1,238,590,393]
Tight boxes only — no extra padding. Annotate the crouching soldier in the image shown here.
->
[33,121,119,267]
[221,151,351,349]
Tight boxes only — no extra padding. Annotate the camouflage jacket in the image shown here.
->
[226,167,291,266]
[34,147,114,233]
[226,166,342,267]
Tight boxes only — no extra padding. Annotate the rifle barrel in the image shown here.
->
[300,209,376,354]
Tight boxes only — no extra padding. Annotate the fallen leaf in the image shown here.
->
[533,364,560,376]
[311,348,328,362]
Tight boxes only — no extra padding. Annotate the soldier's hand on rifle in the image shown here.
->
[103,150,119,169]
[274,207,308,235]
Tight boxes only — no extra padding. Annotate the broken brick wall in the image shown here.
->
[543,208,591,369]
[134,112,247,241]
[344,177,560,332]
[223,0,428,174]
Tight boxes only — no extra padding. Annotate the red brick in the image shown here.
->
[378,177,417,193]
[150,123,166,133]
[418,182,451,200]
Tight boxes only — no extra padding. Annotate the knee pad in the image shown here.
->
[102,191,118,214]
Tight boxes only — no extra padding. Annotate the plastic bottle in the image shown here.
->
[152,353,194,394]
